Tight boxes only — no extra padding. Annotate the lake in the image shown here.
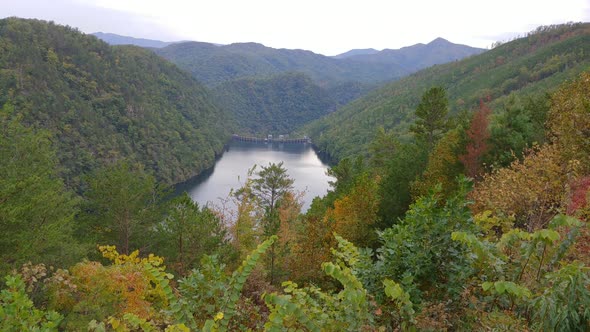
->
[175,140,334,212]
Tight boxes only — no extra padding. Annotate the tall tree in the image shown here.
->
[155,193,231,275]
[0,103,80,273]
[485,95,549,168]
[250,162,295,284]
[80,161,164,254]
[251,162,295,221]
[412,129,464,199]
[377,142,429,228]
[410,87,450,149]
[547,71,590,172]
[459,100,492,179]
[230,176,261,265]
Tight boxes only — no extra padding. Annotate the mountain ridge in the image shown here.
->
[152,41,408,85]
[152,37,485,87]
[302,23,590,161]
[91,32,180,48]
[340,37,486,71]
[332,48,379,59]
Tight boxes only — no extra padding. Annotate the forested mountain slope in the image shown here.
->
[0,18,231,186]
[303,23,590,160]
[212,72,340,135]
[152,36,483,136]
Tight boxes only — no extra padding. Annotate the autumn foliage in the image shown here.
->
[327,174,380,248]
[460,100,491,179]
[547,71,590,171]
[568,176,590,219]
[412,129,463,199]
[471,144,577,231]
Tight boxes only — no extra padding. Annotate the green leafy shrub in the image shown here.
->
[0,275,62,332]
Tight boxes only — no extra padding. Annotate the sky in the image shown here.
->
[2,0,589,56]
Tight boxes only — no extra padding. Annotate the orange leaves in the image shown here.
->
[460,100,491,179]
[71,261,159,320]
[326,174,380,248]
[45,247,168,328]
[286,215,334,283]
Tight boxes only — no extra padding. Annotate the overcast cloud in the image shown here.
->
[2,0,589,55]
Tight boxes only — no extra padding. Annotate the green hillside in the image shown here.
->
[151,35,484,137]
[303,23,590,160]
[212,72,370,135]
[0,18,231,186]
[212,72,339,135]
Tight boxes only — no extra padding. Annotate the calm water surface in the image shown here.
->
[176,141,333,211]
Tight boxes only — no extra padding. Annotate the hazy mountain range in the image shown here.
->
[91,32,179,48]
[338,37,486,72]
[93,32,485,86]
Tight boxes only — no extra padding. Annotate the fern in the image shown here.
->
[262,234,374,331]
[204,235,277,331]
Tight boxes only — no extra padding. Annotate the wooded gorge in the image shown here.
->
[2,17,590,331]
[0,18,230,187]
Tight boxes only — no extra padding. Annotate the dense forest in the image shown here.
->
[2,18,590,331]
[148,37,482,137]
[303,23,590,160]
[212,72,344,135]
[0,17,231,187]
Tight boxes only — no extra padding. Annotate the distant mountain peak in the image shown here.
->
[333,48,379,59]
[230,42,266,48]
[428,37,451,45]
[329,38,485,72]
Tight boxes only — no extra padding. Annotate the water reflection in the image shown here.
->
[175,141,334,212]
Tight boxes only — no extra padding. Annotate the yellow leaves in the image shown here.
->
[471,144,575,230]
[214,312,224,321]
[46,246,172,327]
[99,245,165,268]
[412,129,463,199]
[165,324,190,332]
[547,71,590,172]
[109,317,121,330]
[474,211,514,239]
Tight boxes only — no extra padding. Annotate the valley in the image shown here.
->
[2,16,590,331]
